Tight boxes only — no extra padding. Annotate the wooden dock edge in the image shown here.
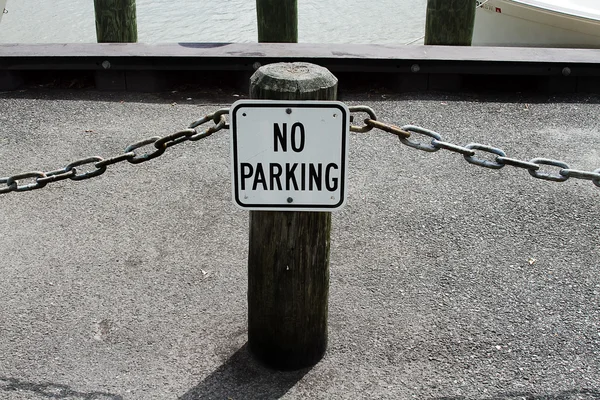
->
[1,43,599,93]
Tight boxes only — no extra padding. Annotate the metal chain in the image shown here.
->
[348,106,600,188]
[0,109,229,194]
[1,104,598,194]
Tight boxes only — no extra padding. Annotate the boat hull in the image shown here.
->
[473,0,600,48]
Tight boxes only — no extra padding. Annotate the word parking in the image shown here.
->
[240,123,340,192]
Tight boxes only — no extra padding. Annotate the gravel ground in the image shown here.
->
[0,88,598,400]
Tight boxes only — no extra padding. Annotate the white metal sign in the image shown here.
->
[231,100,349,211]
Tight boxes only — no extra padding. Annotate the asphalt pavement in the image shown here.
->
[0,87,599,400]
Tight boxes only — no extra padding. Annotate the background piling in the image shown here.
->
[256,0,298,43]
[94,0,138,43]
[424,0,475,45]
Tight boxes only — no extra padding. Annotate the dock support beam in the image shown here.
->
[247,62,337,370]
[93,0,139,90]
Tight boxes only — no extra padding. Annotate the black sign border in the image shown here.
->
[232,101,348,210]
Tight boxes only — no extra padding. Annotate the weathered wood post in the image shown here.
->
[256,0,298,43]
[424,0,476,45]
[248,62,337,370]
[94,0,138,43]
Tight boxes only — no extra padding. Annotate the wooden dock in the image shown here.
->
[1,43,600,93]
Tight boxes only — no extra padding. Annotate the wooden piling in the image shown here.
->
[247,62,337,370]
[94,0,138,43]
[256,0,298,43]
[424,0,476,45]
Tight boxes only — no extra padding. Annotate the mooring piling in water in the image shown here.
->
[424,0,476,45]
[94,0,138,43]
[256,0,298,43]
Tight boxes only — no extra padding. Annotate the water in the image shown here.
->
[0,0,427,45]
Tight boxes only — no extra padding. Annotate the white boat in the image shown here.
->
[472,0,600,48]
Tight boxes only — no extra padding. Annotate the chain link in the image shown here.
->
[0,109,229,194]
[349,106,410,138]
[1,104,598,194]
[348,105,599,188]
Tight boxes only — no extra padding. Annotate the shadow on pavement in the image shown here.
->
[0,375,123,399]
[437,388,600,400]
[179,343,309,400]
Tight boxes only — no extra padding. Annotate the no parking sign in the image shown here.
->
[231,100,349,211]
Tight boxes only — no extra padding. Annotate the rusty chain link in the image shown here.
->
[348,105,600,188]
[1,104,598,194]
[0,109,229,194]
